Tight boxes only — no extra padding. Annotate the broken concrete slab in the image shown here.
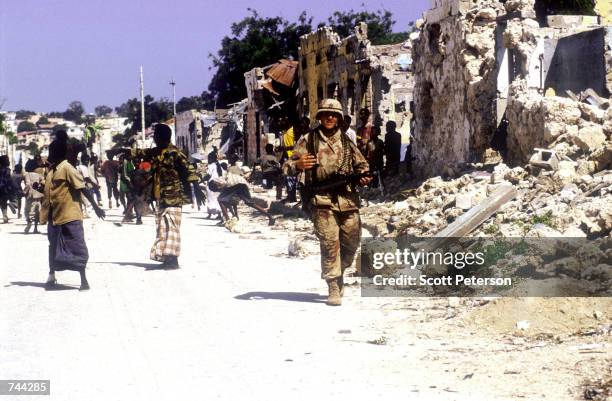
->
[529,149,560,170]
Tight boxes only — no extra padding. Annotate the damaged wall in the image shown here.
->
[298,23,372,120]
[412,0,502,177]
[412,0,612,177]
[545,28,609,97]
[297,24,413,130]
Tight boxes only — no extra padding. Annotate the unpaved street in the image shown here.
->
[1,205,610,401]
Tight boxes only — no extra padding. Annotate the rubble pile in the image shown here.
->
[508,80,612,167]
[360,156,611,240]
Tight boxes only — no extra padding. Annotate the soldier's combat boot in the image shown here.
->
[326,280,342,306]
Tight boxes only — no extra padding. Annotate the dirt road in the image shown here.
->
[1,206,609,401]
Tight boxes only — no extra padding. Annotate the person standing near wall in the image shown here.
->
[278,117,298,203]
[342,115,357,145]
[284,99,371,306]
[356,108,372,157]
[384,121,402,176]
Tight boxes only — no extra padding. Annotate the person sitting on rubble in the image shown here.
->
[208,153,275,226]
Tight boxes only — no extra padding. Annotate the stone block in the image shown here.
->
[546,15,600,28]
[455,193,473,210]
[424,0,471,23]
[572,125,606,151]
[529,148,560,170]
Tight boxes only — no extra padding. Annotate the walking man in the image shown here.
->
[284,99,371,306]
[101,153,121,209]
[129,124,199,269]
[41,133,105,290]
[0,155,17,224]
[23,162,45,234]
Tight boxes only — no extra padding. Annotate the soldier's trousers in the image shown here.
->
[312,208,361,281]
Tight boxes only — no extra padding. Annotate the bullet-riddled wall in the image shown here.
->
[297,24,414,132]
[298,23,372,123]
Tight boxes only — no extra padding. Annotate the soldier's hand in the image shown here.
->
[359,176,373,186]
[296,154,317,171]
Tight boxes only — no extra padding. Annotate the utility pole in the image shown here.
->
[169,79,176,144]
[140,66,146,142]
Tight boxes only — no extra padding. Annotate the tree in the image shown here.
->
[63,101,85,124]
[52,124,68,134]
[17,121,37,133]
[94,105,113,117]
[113,95,173,145]
[26,141,40,155]
[15,110,36,120]
[208,9,313,107]
[323,9,409,45]
[37,116,50,126]
[176,93,215,113]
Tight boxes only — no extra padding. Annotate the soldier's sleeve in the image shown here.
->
[130,147,155,160]
[282,135,309,176]
[175,151,199,183]
[349,139,369,174]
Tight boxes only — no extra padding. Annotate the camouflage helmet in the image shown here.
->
[315,98,343,119]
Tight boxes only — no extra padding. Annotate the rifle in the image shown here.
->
[310,171,374,193]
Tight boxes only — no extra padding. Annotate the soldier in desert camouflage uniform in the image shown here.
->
[284,99,371,306]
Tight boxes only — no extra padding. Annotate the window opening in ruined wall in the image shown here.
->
[418,81,434,129]
[360,75,371,110]
[327,83,339,99]
[427,23,442,55]
[347,79,355,115]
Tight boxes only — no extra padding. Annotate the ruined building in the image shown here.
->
[297,23,414,134]
[412,0,612,177]
[243,59,299,164]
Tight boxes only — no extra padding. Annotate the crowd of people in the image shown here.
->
[0,101,409,306]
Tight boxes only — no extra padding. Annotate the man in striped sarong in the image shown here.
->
[129,124,199,269]
[150,206,182,262]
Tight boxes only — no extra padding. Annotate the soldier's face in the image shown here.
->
[319,112,339,130]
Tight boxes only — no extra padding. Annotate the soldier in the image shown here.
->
[284,99,371,306]
[128,124,200,269]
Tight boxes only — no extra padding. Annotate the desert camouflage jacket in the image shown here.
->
[132,145,199,208]
[284,128,368,212]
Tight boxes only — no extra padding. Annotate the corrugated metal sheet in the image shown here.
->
[261,79,280,96]
[266,59,298,87]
